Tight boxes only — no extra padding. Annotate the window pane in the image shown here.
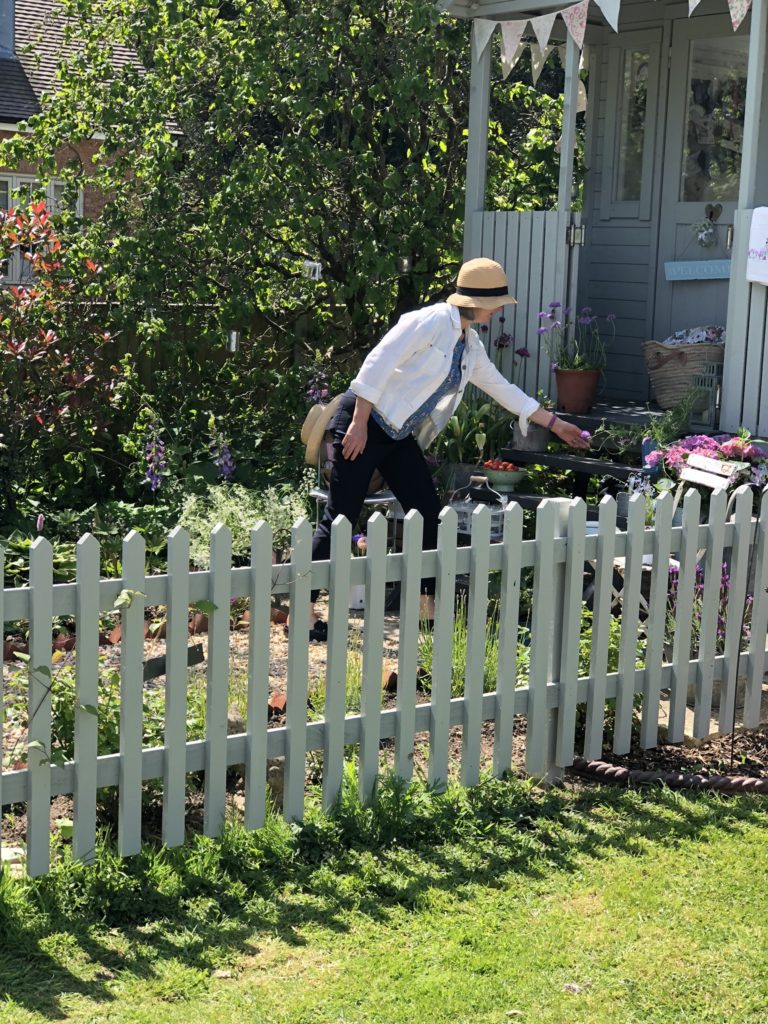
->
[680,37,748,202]
[0,179,9,210]
[615,50,649,203]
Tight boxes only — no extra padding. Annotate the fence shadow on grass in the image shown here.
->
[1,774,766,1020]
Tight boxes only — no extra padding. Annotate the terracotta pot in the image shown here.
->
[554,368,601,414]
[188,612,209,635]
[52,633,76,652]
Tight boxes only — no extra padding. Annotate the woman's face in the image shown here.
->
[464,306,503,325]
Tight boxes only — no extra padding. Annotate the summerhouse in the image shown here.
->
[446,0,768,434]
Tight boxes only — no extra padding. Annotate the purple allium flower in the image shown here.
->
[214,440,235,482]
[563,307,573,316]
[498,315,505,323]
[537,326,550,335]
[577,316,592,326]
[36,513,45,533]
[606,313,617,323]
[495,332,514,349]
[144,433,167,493]
[515,346,530,358]
[480,324,489,333]
[580,430,591,440]
[581,306,592,315]
[538,311,549,318]
[549,301,561,309]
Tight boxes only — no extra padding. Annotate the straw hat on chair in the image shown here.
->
[302,394,343,466]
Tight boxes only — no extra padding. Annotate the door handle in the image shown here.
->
[726,224,734,252]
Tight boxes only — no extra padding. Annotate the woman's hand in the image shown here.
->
[342,419,368,460]
[552,418,591,450]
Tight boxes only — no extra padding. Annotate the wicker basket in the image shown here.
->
[642,340,725,411]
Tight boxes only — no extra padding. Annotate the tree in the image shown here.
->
[3,0,472,354]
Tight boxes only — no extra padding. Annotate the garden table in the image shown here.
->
[498,447,648,500]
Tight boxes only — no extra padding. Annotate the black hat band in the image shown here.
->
[455,284,508,297]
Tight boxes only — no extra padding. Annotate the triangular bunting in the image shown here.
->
[473,18,498,58]
[594,0,620,31]
[529,12,557,50]
[688,0,704,13]
[530,42,553,85]
[500,21,527,78]
[561,0,590,50]
[727,0,751,29]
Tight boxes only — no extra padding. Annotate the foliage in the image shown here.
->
[536,301,614,370]
[178,479,312,567]
[665,560,753,659]
[0,203,119,515]
[0,0,473,354]
[594,391,699,454]
[433,388,515,465]
[644,431,768,491]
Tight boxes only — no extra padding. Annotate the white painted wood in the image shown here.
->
[745,489,768,728]
[555,498,587,768]
[668,490,701,744]
[203,525,232,838]
[752,286,768,437]
[462,504,491,787]
[395,510,424,782]
[721,210,752,433]
[360,513,387,804]
[583,496,617,761]
[246,521,272,829]
[463,25,492,260]
[640,491,673,750]
[429,508,458,790]
[693,489,727,737]
[74,534,100,864]
[27,538,53,877]
[323,515,352,810]
[525,500,560,778]
[0,543,3,853]
[613,495,645,755]
[738,0,768,209]
[162,527,189,848]
[284,518,312,821]
[558,34,580,214]
[493,502,524,777]
[118,531,146,858]
[719,487,753,734]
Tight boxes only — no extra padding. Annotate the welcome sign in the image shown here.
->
[746,207,768,286]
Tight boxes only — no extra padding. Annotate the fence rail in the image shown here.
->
[2,487,767,877]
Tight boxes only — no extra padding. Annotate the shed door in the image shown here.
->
[653,16,749,339]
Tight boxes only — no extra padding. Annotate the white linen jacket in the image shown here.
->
[350,302,540,450]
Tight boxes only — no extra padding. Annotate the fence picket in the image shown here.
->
[395,510,423,782]
[163,527,190,848]
[694,489,727,736]
[429,507,458,790]
[360,513,387,804]
[462,505,491,787]
[118,531,146,858]
[526,500,559,777]
[27,538,53,877]
[245,521,273,829]
[493,502,523,777]
[74,534,100,864]
[613,495,645,755]
[583,496,618,761]
[746,490,768,728]
[555,498,587,768]
[203,524,232,838]
[668,490,701,743]
[719,486,753,734]
[640,491,674,749]
[284,518,312,821]
[323,516,352,810]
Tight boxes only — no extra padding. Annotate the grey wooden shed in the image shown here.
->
[447,0,768,434]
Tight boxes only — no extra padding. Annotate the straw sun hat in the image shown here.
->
[301,393,343,466]
[446,257,517,310]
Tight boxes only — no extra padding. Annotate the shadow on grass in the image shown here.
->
[1,774,766,1020]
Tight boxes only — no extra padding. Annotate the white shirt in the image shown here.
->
[350,302,540,449]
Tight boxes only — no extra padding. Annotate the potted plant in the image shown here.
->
[434,390,515,492]
[536,303,615,414]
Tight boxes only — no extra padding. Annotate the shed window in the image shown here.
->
[0,175,82,284]
[616,50,649,203]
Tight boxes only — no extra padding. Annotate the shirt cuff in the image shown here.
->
[515,397,542,436]
[349,379,381,405]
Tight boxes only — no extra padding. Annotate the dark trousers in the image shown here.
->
[311,391,441,601]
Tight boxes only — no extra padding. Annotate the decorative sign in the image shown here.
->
[746,207,768,286]
[664,260,731,281]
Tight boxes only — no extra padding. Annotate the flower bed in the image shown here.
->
[644,433,768,490]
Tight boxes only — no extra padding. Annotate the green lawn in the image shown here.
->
[1,777,767,1023]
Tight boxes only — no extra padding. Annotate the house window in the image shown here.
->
[615,50,649,203]
[0,0,13,55]
[0,175,82,284]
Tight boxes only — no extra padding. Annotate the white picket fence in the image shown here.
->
[2,486,767,877]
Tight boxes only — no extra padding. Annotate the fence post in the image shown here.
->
[429,507,458,790]
[74,534,100,864]
[613,495,645,755]
[694,488,727,736]
[668,489,701,743]
[555,498,587,768]
[394,510,424,782]
[203,524,232,838]
[164,527,190,848]
[493,501,524,778]
[284,518,312,822]
[245,521,273,829]
[526,498,569,781]
[583,495,617,760]
[119,531,146,858]
[745,489,768,729]
[27,538,53,877]
[323,515,352,811]
[719,485,754,734]
[641,490,674,750]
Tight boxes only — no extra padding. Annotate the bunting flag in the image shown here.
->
[500,20,527,78]
[688,0,704,14]
[594,0,620,31]
[530,43,553,85]
[473,18,498,58]
[728,0,752,29]
[561,0,590,50]
[529,11,558,50]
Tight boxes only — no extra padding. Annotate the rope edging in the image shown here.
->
[569,757,768,794]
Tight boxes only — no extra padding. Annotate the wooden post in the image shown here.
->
[463,25,492,260]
